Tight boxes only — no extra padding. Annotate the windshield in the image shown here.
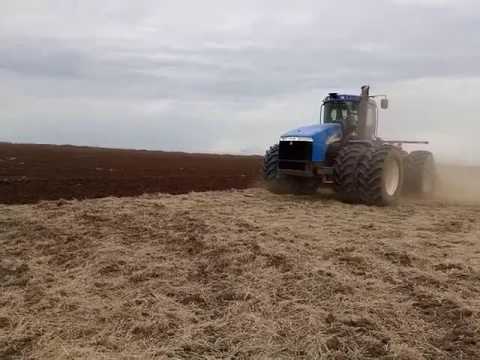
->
[323,101,359,124]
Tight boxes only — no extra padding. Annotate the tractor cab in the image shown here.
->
[321,93,378,140]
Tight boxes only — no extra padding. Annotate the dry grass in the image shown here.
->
[1,188,480,359]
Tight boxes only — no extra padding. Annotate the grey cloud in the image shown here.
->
[1,0,480,162]
[0,37,93,78]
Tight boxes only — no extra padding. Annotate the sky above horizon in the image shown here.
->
[1,0,480,164]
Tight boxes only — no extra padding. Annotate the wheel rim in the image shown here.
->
[384,157,400,196]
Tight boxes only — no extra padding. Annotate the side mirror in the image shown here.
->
[380,98,389,109]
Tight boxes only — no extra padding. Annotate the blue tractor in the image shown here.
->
[263,86,435,205]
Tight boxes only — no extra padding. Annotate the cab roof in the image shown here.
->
[323,93,377,106]
[324,94,359,102]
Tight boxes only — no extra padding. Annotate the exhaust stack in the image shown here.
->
[357,85,370,140]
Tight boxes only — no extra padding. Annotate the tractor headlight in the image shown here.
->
[326,134,342,145]
[280,136,313,142]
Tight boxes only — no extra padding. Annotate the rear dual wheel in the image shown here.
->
[404,151,436,197]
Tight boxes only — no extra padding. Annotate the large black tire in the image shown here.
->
[358,145,404,206]
[333,143,370,203]
[263,144,281,184]
[263,144,317,195]
[404,151,436,196]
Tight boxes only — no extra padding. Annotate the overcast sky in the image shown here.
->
[1,0,479,164]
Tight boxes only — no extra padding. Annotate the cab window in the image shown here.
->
[324,101,359,124]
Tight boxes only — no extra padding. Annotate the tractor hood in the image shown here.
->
[281,123,342,162]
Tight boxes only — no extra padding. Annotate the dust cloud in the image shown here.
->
[434,164,480,203]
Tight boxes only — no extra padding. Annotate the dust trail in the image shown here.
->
[434,164,480,203]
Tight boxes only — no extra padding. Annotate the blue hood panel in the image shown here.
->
[282,123,342,162]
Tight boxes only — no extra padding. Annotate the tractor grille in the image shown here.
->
[279,141,312,161]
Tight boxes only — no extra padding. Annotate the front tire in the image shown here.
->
[358,145,404,206]
[333,143,370,203]
[263,144,317,195]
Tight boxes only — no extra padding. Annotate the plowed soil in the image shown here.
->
[0,143,262,204]
[1,188,480,359]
